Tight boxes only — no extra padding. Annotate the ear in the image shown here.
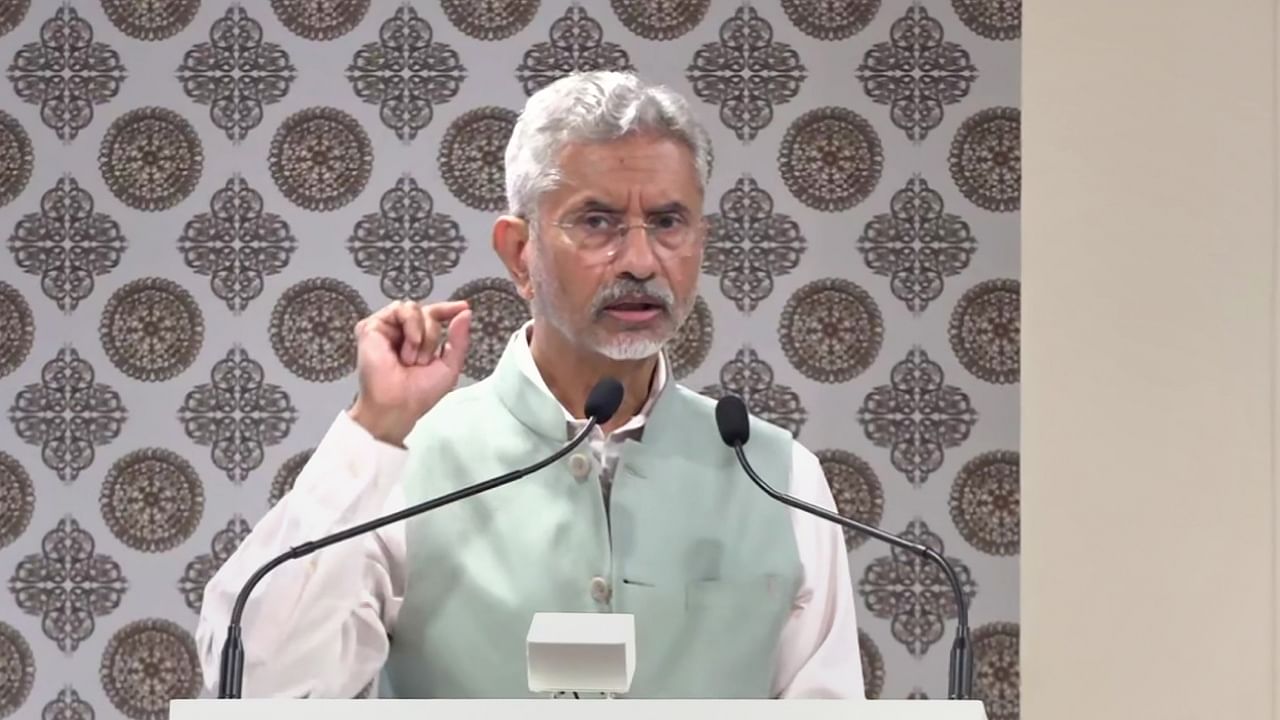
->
[493,215,534,300]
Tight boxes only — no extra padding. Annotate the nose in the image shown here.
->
[612,224,659,280]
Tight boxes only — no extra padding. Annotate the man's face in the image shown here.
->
[526,133,704,360]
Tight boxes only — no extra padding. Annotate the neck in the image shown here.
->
[528,322,658,434]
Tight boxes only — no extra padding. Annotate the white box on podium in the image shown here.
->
[526,612,636,695]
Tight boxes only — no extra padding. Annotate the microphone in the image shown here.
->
[217,377,626,699]
[714,395,974,700]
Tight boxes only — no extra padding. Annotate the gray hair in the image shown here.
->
[503,71,713,219]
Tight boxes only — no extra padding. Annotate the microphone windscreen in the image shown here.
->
[714,395,750,447]
[584,377,625,423]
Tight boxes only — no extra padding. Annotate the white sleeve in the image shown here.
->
[772,443,866,699]
[195,410,409,698]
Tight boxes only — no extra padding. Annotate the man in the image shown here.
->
[197,71,864,699]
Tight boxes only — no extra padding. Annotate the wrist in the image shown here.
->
[348,400,410,448]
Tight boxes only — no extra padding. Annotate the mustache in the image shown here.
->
[589,278,675,315]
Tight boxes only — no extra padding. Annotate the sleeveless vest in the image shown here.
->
[383,332,800,698]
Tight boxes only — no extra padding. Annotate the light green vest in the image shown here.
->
[382,333,800,698]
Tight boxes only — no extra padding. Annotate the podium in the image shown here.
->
[172,699,989,719]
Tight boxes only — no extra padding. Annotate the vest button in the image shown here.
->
[589,576,611,604]
[568,453,591,481]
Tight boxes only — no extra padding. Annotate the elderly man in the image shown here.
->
[197,71,863,699]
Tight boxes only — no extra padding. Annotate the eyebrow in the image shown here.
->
[572,199,691,216]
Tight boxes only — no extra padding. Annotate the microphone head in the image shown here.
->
[584,377,625,424]
[715,395,750,447]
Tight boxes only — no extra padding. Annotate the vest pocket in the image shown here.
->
[679,574,795,697]
[684,574,794,609]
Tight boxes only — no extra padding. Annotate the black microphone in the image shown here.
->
[714,395,974,700]
[217,377,626,699]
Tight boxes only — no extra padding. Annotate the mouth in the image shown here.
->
[601,297,667,324]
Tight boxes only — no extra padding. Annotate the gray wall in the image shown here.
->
[0,1,1020,717]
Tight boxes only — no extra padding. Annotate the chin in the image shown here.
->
[592,332,669,361]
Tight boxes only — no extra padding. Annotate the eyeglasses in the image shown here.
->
[550,211,704,265]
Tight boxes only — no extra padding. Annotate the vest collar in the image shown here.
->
[490,324,681,444]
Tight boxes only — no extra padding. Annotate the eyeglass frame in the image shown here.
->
[531,206,708,265]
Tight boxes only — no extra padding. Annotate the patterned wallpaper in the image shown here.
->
[0,1,1020,718]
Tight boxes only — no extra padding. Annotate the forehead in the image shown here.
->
[549,133,702,208]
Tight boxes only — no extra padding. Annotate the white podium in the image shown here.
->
[172,699,989,719]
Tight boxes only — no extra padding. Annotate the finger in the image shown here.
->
[358,301,401,336]
[360,303,406,347]
[424,300,470,325]
[439,309,472,375]
[418,301,466,364]
[371,300,402,318]
[396,301,426,365]
[416,306,443,365]
[366,318,405,350]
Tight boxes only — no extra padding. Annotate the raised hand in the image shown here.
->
[348,299,472,446]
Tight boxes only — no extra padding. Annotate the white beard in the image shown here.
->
[595,334,666,360]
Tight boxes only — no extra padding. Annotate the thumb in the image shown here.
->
[440,309,471,375]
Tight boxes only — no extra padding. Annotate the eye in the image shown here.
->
[650,213,686,231]
[578,212,620,232]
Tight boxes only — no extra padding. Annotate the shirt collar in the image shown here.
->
[512,320,668,437]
